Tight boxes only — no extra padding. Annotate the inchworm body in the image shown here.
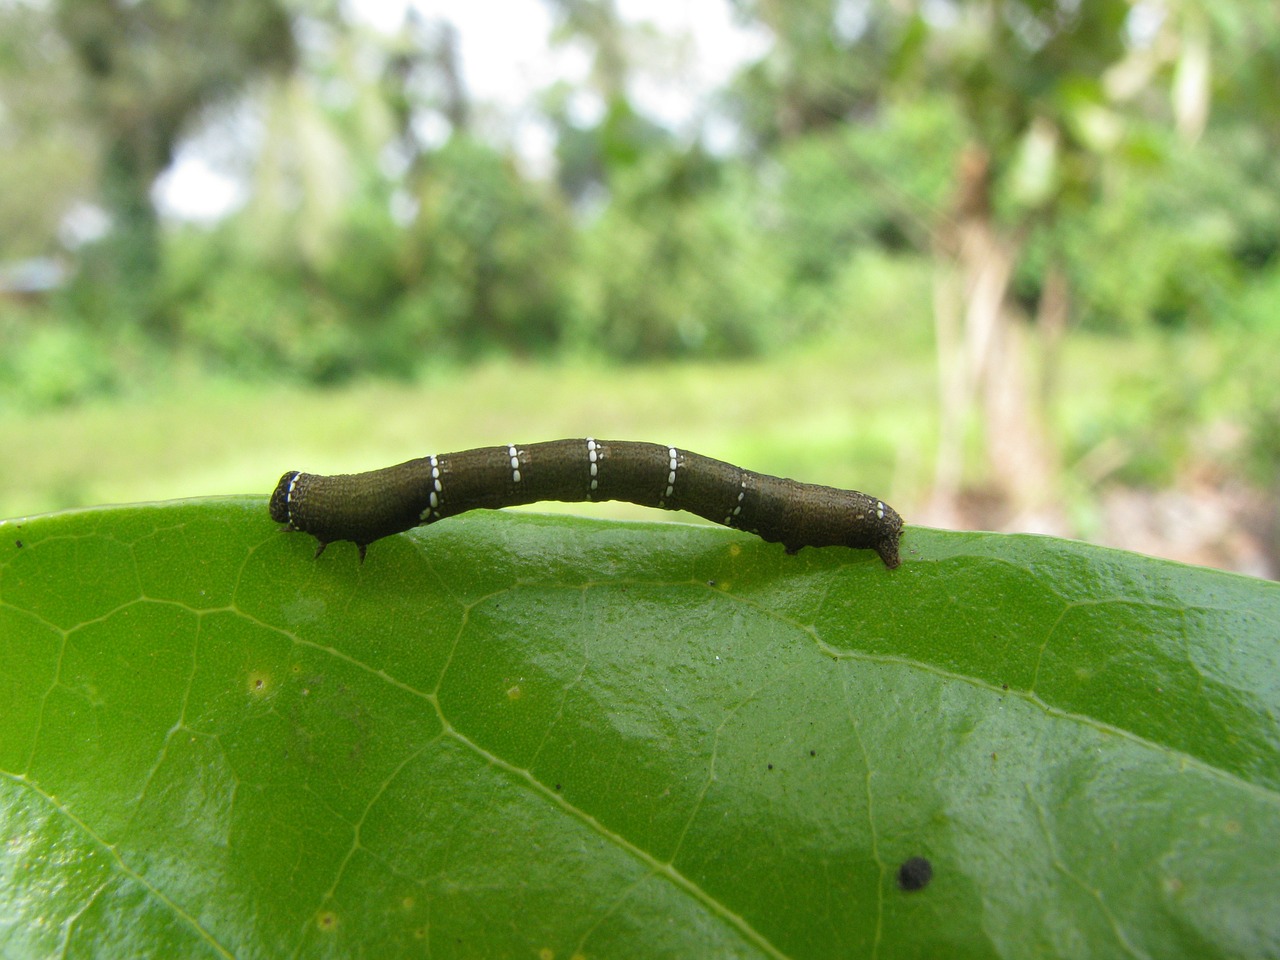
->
[269,439,903,567]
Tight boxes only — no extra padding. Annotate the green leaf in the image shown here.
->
[1,501,1277,959]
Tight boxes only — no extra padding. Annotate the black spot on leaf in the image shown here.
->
[897,856,933,892]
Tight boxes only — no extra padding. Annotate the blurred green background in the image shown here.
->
[1,0,1277,576]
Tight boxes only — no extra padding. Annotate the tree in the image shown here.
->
[54,0,295,328]
[0,4,96,261]
[541,0,680,201]
[727,0,905,145]
[727,0,1258,526]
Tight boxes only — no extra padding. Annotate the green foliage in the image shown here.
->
[798,249,936,350]
[766,100,961,319]
[773,107,948,271]
[1030,122,1280,332]
[319,189,410,316]
[0,304,124,409]
[160,227,355,384]
[49,0,296,318]
[570,151,784,359]
[549,92,675,201]
[180,262,359,384]
[1232,324,1280,487]
[725,0,919,148]
[0,5,96,260]
[152,138,577,383]
[1065,353,1200,487]
[2,503,1277,958]
[406,137,575,358]
[2,0,1280,402]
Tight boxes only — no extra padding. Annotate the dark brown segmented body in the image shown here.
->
[269,439,904,567]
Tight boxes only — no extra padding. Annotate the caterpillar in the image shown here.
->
[269,439,903,568]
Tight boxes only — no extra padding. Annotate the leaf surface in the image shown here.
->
[1,501,1277,959]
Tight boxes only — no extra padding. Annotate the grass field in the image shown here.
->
[0,335,935,523]
[0,325,1269,562]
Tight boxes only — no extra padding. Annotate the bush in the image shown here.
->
[404,138,574,358]
[0,305,121,409]
[570,152,784,360]
[1030,122,1280,332]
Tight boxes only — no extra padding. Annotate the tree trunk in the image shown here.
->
[931,145,1060,530]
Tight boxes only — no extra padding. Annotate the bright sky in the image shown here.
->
[154,0,769,222]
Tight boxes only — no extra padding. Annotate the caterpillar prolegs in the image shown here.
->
[269,439,904,568]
